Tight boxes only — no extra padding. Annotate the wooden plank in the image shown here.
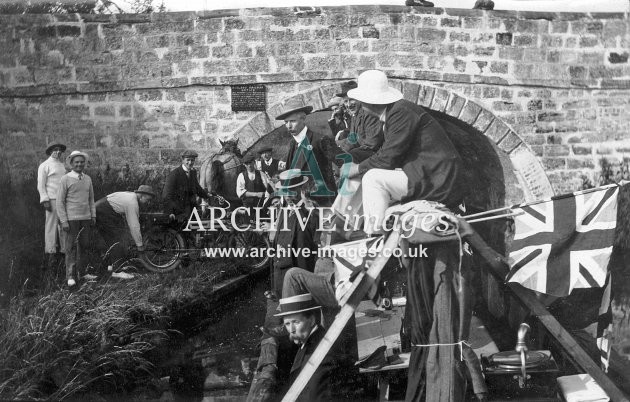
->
[281,231,402,402]
[459,219,630,402]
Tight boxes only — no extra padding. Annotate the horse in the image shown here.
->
[199,139,243,208]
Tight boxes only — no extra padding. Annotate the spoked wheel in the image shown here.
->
[228,229,271,270]
[140,227,185,273]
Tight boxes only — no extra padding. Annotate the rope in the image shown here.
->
[411,340,472,361]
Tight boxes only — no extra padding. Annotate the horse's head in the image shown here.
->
[218,138,242,158]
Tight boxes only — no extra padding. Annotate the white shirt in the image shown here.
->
[37,156,66,202]
[292,126,308,145]
[106,192,143,247]
[236,171,270,198]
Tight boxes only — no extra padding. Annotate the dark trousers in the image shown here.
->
[64,220,91,280]
[95,199,128,269]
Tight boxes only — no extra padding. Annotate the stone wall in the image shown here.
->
[0,6,629,194]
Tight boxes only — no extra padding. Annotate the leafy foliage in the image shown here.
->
[0,0,165,14]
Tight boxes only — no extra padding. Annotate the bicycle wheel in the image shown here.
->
[228,230,271,270]
[140,227,185,273]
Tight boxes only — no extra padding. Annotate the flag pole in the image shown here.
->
[463,183,622,220]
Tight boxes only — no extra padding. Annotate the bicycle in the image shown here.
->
[139,195,271,273]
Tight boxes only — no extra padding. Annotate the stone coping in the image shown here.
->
[0,6,626,22]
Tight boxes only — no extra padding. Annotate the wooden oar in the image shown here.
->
[458,218,630,402]
[281,230,402,402]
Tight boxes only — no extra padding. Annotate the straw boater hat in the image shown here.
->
[274,168,309,191]
[65,150,88,165]
[274,293,322,317]
[45,142,66,156]
[275,99,313,121]
[134,185,156,197]
[347,70,403,105]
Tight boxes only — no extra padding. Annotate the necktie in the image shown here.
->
[78,173,83,180]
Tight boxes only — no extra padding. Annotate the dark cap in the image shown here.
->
[335,80,358,97]
[258,147,273,154]
[242,154,256,164]
[134,185,156,197]
[181,150,198,159]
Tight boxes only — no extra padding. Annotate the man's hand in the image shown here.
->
[42,201,52,212]
[91,217,96,226]
[61,222,69,232]
[346,162,360,179]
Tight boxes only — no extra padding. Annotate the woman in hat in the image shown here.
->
[56,150,95,287]
[94,184,156,274]
[37,141,67,268]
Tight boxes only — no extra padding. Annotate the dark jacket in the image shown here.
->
[162,166,209,217]
[288,325,338,402]
[337,107,384,154]
[272,203,319,294]
[358,99,465,209]
[285,129,338,205]
[260,158,281,178]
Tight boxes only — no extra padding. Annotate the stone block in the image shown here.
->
[473,109,494,132]
[542,157,567,170]
[483,118,509,143]
[441,18,461,28]
[608,52,628,64]
[417,85,435,107]
[459,101,482,125]
[402,82,421,103]
[445,94,466,117]
[415,28,446,42]
[579,36,599,47]
[498,47,523,60]
[443,73,472,83]
[544,144,570,156]
[429,88,449,112]
[57,25,81,38]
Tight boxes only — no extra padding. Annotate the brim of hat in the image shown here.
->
[258,149,273,154]
[274,176,309,190]
[46,143,67,155]
[347,87,403,105]
[274,305,321,317]
[66,153,88,163]
[275,105,313,121]
[135,190,156,197]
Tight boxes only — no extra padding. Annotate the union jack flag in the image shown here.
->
[507,184,619,297]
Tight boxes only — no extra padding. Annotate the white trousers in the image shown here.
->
[44,201,66,254]
[361,169,409,234]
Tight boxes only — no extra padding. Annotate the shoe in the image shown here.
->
[355,345,387,370]
[83,274,98,281]
[111,272,135,280]
[405,0,434,6]
[67,278,76,287]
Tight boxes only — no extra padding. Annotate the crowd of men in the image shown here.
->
[38,69,471,401]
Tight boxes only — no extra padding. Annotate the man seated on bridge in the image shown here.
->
[333,80,384,164]
[94,185,156,274]
[163,150,211,222]
[340,69,466,235]
[275,293,349,402]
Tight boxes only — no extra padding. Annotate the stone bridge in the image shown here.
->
[0,6,629,298]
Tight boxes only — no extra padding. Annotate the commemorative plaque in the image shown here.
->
[231,84,266,112]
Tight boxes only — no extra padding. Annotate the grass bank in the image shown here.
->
[0,259,245,400]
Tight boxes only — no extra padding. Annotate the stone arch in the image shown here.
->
[231,81,554,204]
